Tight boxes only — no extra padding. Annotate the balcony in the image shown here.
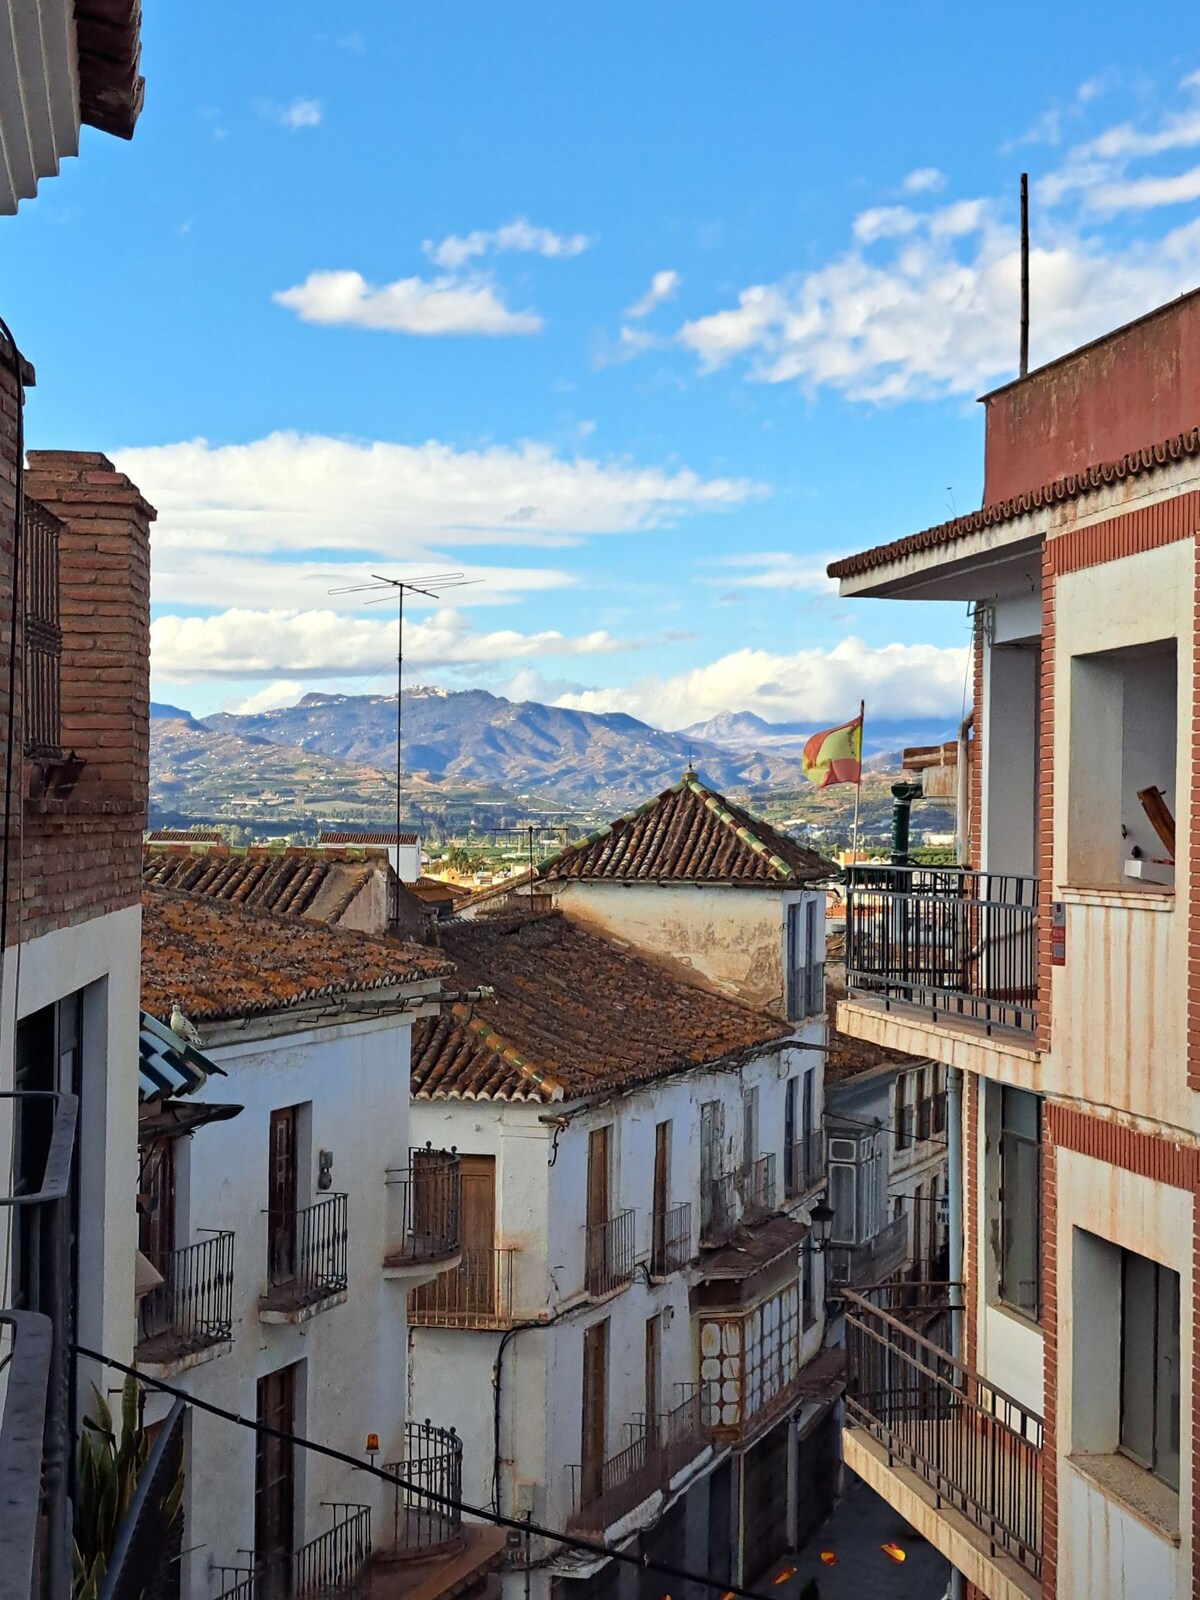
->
[260,1193,348,1319]
[785,1131,824,1198]
[584,1208,636,1296]
[842,1287,1042,1596]
[699,1170,738,1247]
[410,1246,516,1328]
[826,1212,909,1289]
[739,1152,777,1222]
[650,1200,692,1278]
[569,1393,712,1536]
[216,1504,372,1600]
[383,1146,462,1280]
[382,1419,463,1560]
[137,1231,234,1365]
[845,866,1038,1038]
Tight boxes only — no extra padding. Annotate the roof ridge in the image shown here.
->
[828,423,1200,581]
[446,1001,564,1102]
[532,779,685,878]
[683,777,795,881]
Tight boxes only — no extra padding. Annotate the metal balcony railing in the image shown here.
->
[384,1146,462,1268]
[584,1208,636,1296]
[843,1288,1042,1579]
[740,1153,777,1221]
[656,1383,711,1480]
[785,1131,824,1197]
[385,1419,463,1554]
[410,1246,515,1327]
[22,498,63,758]
[224,1505,373,1600]
[845,866,1038,1034]
[570,1391,712,1536]
[650,1200,692,1278]
[700,1170,737,1247]
[263,1193,348,1311]
[827,1211,909,1288]
[138,1230,235,1359]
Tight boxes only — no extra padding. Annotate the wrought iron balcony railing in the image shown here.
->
[845,865,1038,1034]
[785,1131,824,1197]
[699,1170,737,1247]
[570,1391,713,1536]
[656,1383,711,1480]
[584,1208,636,1296]
[263,1193,348,1312]
[137,1230,235,1360]
[410,1245,515,1328]
[740,1152,777,1222]
[650,1200,692,1278]
[223,1505,373,1600]
[843,1287,1042,1580]
[384,1145,462,1269]
[385,1419,463,1555]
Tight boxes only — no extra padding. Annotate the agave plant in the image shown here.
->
[72,1373,183,1600]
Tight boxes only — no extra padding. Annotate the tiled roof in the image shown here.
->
[538,775,832,886]
[411,909,791,1104]
[410,876,473,904]
[146,829,224,844]
[141,887,451,1025]
[318,829,420,846]
[143,846,385,925]
[827,424,1200,581]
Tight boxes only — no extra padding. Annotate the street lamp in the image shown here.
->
[807,1200,836,1253]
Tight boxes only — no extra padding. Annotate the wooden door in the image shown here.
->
[581,1320,608,1504]
[651,1122,669,1273]
[459,1154,496,1313]
[256,1365,297,1599]
[139,1137,176,1269]
[586,1127,611,1287]
[268,1108,299,1285]
[644,1314,661,1446]
[783,1079,797,1194]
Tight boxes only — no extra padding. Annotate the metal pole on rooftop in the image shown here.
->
[396,585,403,893]
[1019,172,1030,378]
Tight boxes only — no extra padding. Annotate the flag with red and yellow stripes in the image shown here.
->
[801,711,863,789]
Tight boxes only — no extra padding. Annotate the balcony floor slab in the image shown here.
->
[259,1288,347,1325]
[837,998,1040,1082]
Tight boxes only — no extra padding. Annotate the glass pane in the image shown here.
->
[1154,1265,1181,1489]
[829,1164,855,1244]
[999,1131,1040,1316]
[1120,1252,1157,1468]
[1001,1085,1040,1142]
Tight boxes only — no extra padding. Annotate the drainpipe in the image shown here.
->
[946,1063,966,1600]
[955,711,974,866]
[890,782,923,865]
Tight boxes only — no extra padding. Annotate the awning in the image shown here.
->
[138,1011,225,1103]
[138,1100,243,1144]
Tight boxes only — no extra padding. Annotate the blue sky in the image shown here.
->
[6,5,1200,727]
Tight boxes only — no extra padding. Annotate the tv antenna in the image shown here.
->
[328,571,481,891]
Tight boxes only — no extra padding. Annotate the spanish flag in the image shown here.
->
[802,711,863,789]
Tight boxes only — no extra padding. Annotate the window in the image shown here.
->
[801,1240,815,1329]
[267,1106,301,1286]
[1120,1253,1180,1490]
[651,1121,671,1274]
[785,901,802,1019]
[22,499,63,758]
[645,1314,662,1442]
[893,1077,909,1152]
[998,1087,1041,1320]
[916,1068,931,1142]
[581,1320,609,1502]
[742,1087,759,1175]
[783,1078,798,1194]
[700,1100,727,1241]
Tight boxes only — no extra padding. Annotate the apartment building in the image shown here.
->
[827,287,1200,1600]
[406,902,838,1600]
[138,884,506,1600]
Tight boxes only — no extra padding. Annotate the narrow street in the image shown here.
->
[769,1475,949,1600]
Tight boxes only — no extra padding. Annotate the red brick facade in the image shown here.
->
[969,610,983,868]
[6,452,155,944]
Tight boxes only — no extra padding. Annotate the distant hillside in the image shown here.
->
[204,688,812,804]
[681,711,957,759]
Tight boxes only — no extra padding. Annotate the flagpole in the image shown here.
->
[850,700,865,864]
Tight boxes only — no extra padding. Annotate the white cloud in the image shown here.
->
[117,433,762,562]
[700,552,839,594]
[852,206,920,244]
[625,270,681,318]
[224,680,306,714]
[676,191,1200,401]
[151,606,643,683]
[273,269,542,336]
[1086,164,1200,213]
[550,637,970,729]
[424,218,591,271]
[902,167,946,195]
[279,98,322,130]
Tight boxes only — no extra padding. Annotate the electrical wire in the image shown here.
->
[75,1343,781,1600]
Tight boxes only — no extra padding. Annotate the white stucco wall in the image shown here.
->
[140,1010,418,1599]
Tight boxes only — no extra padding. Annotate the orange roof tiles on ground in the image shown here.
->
[143,846,387,925]
[536,774,833,886]
[141,886,451,1025]
[410,907,792,1104]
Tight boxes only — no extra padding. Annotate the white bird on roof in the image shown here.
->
[169,1002,203,1048]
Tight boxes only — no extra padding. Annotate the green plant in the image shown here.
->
[72,1373,183,1600]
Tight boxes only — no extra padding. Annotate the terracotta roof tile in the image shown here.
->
[143,846,384,925]
[146,829,224,844]
[141,886,450,1025]
[318,829,420,846]
[537,776,832,887]
[827,424,1200,581]
[411,909,791,1104]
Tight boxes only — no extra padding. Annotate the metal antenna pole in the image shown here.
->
[1019,172,1030,378]
[396,584,403,873]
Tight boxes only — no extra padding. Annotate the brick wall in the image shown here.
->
[1036,555,1055,1055]
[969,610,983,867]
[0,335,33,948]
[14,452,154,943]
